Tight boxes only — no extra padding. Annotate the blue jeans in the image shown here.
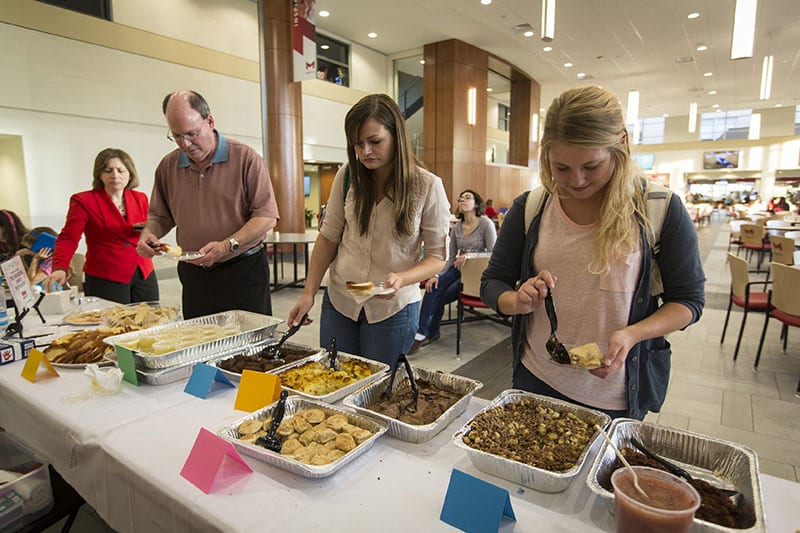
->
[417,267,461,339]
[319,289,420,366]
[512,362,631,420]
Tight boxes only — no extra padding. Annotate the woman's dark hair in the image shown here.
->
[344,94,422,236]
[455,189,485,220]
[0,209,28,261]
[91,148,140,190]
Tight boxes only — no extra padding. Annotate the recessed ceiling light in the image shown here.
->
[543,46,553,52]
[774,103,782,107]
[481,0,492,5]
[487,87,493,92]
[662,113,669,117]
[419,59,425,65]
[523,30,534,37]
[712,104,720,108]
[564,62,573,68]
[696,44,708,51]
[368,32,378,39]
[708,90,717,95]
[577,72,586,79]
[687,12,700,19]
[703,72,713,77]
[320,44,330,50]
[319,10,330,17]
[716,108,724,113]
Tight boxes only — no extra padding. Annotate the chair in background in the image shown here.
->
[68,253,85,292]
[740,223,771,272]
[455,255,510,355]
[728,220,745,254]
[720,253,771,363]
[768,235,795,266]
[754,262,800,369]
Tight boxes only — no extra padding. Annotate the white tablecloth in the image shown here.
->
[0,331,797,531]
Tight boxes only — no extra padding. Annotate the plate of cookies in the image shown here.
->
[220,397,388,478]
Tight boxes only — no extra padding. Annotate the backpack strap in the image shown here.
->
[523,187,547,235]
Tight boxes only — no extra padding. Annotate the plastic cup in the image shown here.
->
[611,466,700,533]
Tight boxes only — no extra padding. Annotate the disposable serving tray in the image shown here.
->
[219,397,388,478]
[586,418,765,532]
[103,310,281,370]
[451,389,610,493]
[213,339,324,383]
[342,366,482,443]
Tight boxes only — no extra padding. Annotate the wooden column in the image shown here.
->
[509,68,540,167]
[262,0,304,233]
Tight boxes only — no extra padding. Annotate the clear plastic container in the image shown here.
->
[0,432,54,531]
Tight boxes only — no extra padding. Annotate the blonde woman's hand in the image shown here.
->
[589,328,637,378]
[513,270,557,314]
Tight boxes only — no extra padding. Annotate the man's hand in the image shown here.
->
[137,228,163,258]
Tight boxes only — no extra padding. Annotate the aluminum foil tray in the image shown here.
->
[219,397,388,478]
[342,366,483,443]
[275,352,389,404]
[586,419,764,532]
[133,352,236,385]
[451,389,611,493]
[103,311,282,370]
[213,339,324,383]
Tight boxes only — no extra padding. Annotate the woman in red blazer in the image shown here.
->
[47,148,158,303]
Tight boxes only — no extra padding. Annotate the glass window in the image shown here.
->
[317,34,349,87]
[497,103,510,132]
[795,105,800,135]
[699,109,751,140]
[37,0,111,19]
[628,117,665,145]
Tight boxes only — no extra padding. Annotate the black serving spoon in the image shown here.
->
[266,314,307,360]
[630,436,741,500]
[381,354,419,410]
[544,289,571,364]
[256,390,289,452]
[327,336,339,370]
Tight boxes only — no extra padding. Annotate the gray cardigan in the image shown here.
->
[480,188,705,419]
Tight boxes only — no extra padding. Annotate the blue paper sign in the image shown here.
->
[440,469,516,533]
[184,363,235,399]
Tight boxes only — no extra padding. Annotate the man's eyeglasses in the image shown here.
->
[166,118,207,143]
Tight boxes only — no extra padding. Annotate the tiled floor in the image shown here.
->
[44,216,800,531]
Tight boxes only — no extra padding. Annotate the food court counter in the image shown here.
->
[0,340,798,531]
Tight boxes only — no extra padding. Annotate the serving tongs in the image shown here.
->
[266,314,307,360]
[629,436,741,501]
[381,353,419,410]
[544,289,571,364]
[327,336,339,370]
[256,390,289,452]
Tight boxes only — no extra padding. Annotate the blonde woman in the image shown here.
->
[481,86,705,419]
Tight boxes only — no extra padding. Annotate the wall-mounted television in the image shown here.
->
[303,175,310,197]
[703,150,739,170]
[633,153,655,170]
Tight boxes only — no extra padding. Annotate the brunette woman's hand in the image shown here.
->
[424,276,439,293]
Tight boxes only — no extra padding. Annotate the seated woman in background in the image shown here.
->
[16,227,57,285]
[0,209,28,263]
[409,189,497,354]
[46,148,158,304]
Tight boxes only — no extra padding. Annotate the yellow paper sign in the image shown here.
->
[21,348,60,383]
[234,370,281,412]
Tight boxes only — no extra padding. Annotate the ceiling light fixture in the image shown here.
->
[543,46,553,52]
[320,44,330,50]
[319,10,330,17]
[367,32,378,39]
[696,44,708,51]
[563,62,573,68]
[481,0,492,5]
[687,12,700,19]
[541,0,556,42]
[688,101,698,133]
[704,72,713,77]
[419,59,425,65]
[626,90,640,125]
[577,72,586,79]
[759,55,774,99]
[531,112,540,142]
[748,113,761,140]
[731,0,757,59]
[708,90,717,95]
[523,30,534,37]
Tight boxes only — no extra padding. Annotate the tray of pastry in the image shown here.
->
[219,397,388,478]
[342,366,482,443]
[274,352,389,404]
[451,389,610,493]
[213,339,324,382]
[103,310,282,370]
[586,418,763,532]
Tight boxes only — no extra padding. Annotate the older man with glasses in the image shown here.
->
[137,90,279,319]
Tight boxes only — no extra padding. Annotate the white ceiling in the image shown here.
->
[314,0,800,120]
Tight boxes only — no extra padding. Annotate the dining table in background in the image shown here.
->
[263,231,317,292]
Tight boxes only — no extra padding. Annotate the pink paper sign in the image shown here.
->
[180,427,252,494]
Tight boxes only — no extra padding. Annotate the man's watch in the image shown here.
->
[228,237,240,252]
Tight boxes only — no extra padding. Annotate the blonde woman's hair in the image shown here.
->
[539,86,652,275]
[344,94,423,236]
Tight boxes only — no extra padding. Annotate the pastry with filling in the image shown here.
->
[346,280,374,296]
[567,342,604,368]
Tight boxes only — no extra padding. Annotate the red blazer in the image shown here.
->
[52,188,154,284]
